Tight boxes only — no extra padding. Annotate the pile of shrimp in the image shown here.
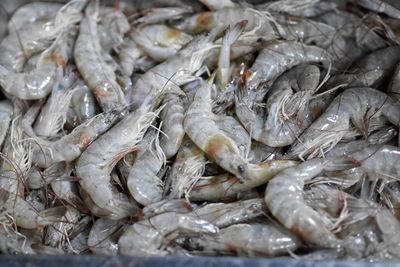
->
[2,0,400,261]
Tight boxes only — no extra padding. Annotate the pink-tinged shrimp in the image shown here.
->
[288,87,400,160]
[76,96,162,219]
[184,76,297,194]
[32,110,121,168]
[0,0,86,73]
[0,27,77,100]
[74,0,126,112]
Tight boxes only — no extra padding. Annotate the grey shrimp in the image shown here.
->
[288,88,400,160]
[0,101,13,148]
[118,212,218,256]
[74,0,126,112]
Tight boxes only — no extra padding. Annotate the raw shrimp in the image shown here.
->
[26,162,72,189]
[32,110,121,168]
[131,24,193,62]
[0,27,77,100]
[265,158,356,248]
[135,7,194,25]
[76,96,161,219]
[130,30,219,111]
[74,0,126,112]
[176,223,300,256]
[0,0,86,73]
[127,127,166,206]
[184,75,297,184]
[8,2,63,32]
[33,68,77,138]
[117,36,142,77]
[159,93,186,159]
[88,218,124,256]
[97,7,130,52]
[288,87,400,159]
[244,41,331,91]
[66,82,99,129]
[51,178,87,213]
[0,100,13,148]
[190,198,266,227]
[118,212,218,256]
[199,0,238,10]
[388,62,400,101]
[0,189,66,230]
[142,199,194,218]
[260,0,337,17]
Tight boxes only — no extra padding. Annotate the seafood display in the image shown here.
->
[1,0,400,261]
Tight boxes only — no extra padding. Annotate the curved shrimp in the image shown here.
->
[159,93,186,159]
[118,36,143,77]
[118,212,218,256]
[288,87,400,160]
[130,30,219,111]
[0,26,77,100]
[76,96,162,219]
[131,24,193,62]
[74,0,126,112]
[176,223,300,256]
[33,68,77,138]
[32,110,121,168]
[184,75,297,185]
[8,2,63,32]
[357,0,400,19]
[0,0,86,73]
[127,127,166,206]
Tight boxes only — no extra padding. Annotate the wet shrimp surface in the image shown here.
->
[2,0,400,261]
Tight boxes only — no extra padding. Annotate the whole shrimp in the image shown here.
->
[0,0,86,73]
[127,127,166,206]
[0,26,77,100]
[131,24,193,62]
[159,93,186,159]
[76,95,162,219]
[176,223,300,256]
[33,67,77,138]
[32,110,121,168]
[130,29,219,111]
[74,0,126,112]
[118,212,218,256]
[288,87,400,159]
[184,75,297,184]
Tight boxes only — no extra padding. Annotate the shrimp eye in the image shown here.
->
[238,165,245,173]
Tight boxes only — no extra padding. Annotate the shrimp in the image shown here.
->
[74,0,126,112]
[244,41,331,91]
[142,199,194,218]
[159,93,186,159]
[117,36,143,77]
[288,88,400,159]
[199,0,239,10]
[0,188,66,230]
[265,158,355,248]
[184,75,297,184]
[176,223,300,256]
[32,110,121,168]
[76,95,162,219]
[66,82,99,130]
[88,218,124,256]
[130,30,219,111]
[260,0,337,17]
[33,68,77,138]
[118,212,218,256]
[0,26,77,100]
[26,162,72,190]
[127,127,166,206]
[0,100,13,148]
[357,0,400,19]
[190,198,266,227]
[97,7,130,52]
[131,24,193,62]
[135,7,194,25]
[388,62,400,101]
[51,178,87,213]
[0,0,86,73]
[8,2,63,32]
[217,20,247,90]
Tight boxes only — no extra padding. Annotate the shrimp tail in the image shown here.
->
[223,20,248,46]
[37,206,68,226]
